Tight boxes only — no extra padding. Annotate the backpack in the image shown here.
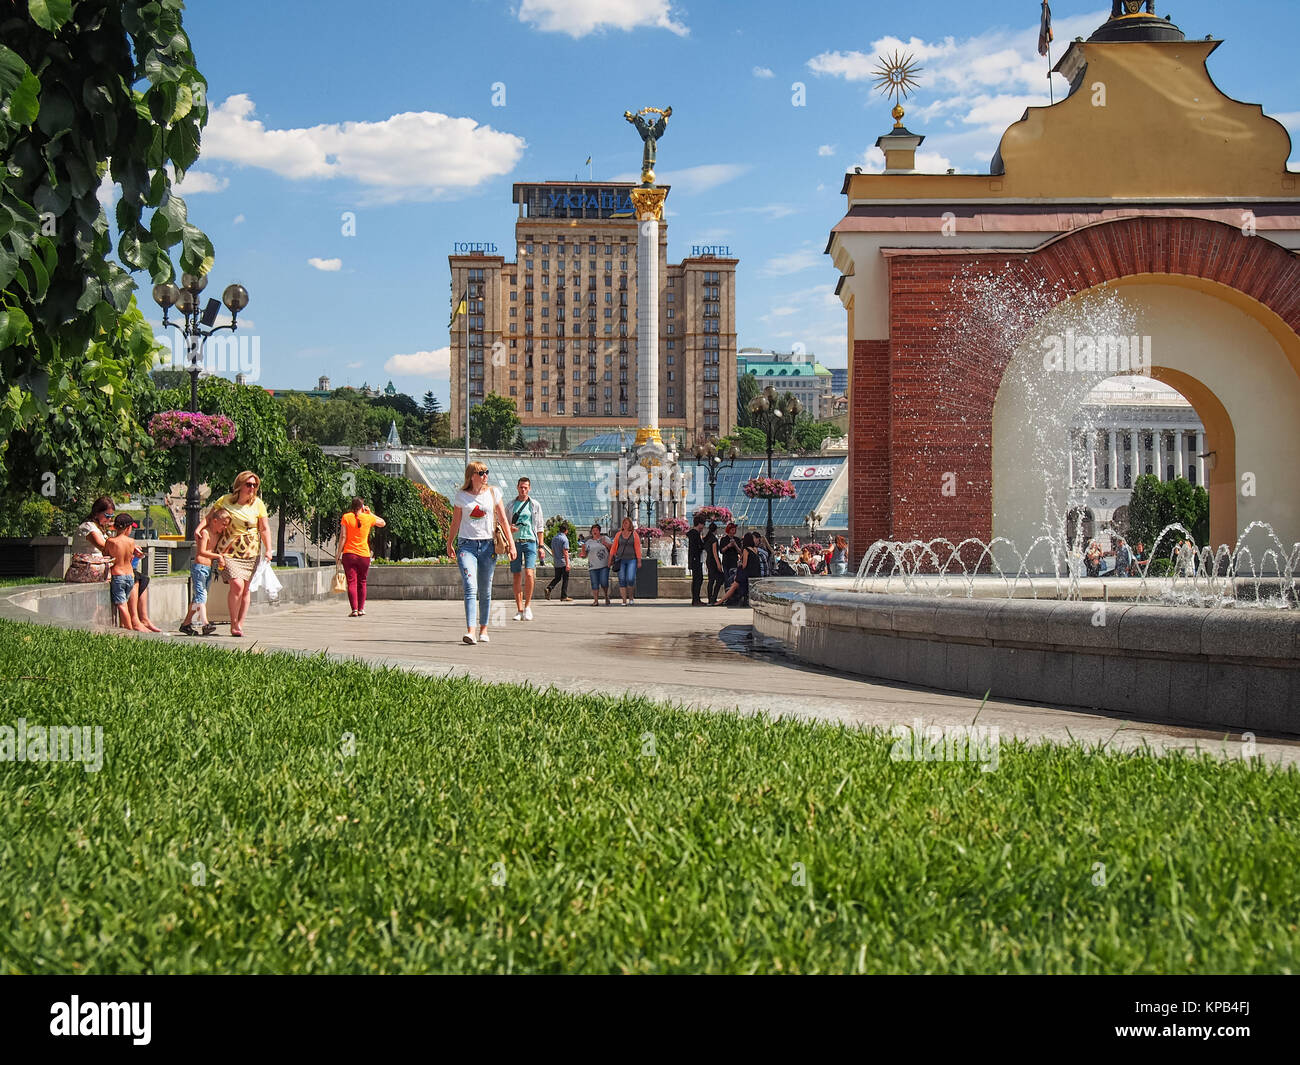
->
[756,548,770,577]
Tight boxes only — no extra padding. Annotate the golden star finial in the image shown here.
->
[871,51,923,126]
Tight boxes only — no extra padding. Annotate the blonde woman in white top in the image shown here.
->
[447,461,516,645]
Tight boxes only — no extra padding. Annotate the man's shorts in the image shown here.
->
[509,540,539,573]
[110,574,135,605]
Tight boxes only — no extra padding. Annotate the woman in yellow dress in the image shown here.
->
[204,470,272,637]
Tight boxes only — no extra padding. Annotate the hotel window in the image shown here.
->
[526,260,534,270]
[666,309,674,319]
[509,307,517,318]
[667,402,675,414]
[667,277,675,288]
[604,274,613,287]
[604,245,612,255]
[666,292,674,303]
[526,244,533,254]
[589,259,597,271]
[604,403,612,415]
[667,324,674,335]
[509,370,517,379]
[620,261,627,272]
[667,341,675,350]
[541,307,549,317]
[541,403,548,412]
[509,386,517,396]
[510,292,517,301]
[604,308,612,318]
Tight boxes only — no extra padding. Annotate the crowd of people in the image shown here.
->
[61,460,856,645]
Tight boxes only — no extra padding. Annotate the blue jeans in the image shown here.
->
[191,563,213,603]
[617,558,638,588]
[456,537,496,628]
[589,566,610,590]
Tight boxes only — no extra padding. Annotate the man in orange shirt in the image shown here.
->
[337,496,386,616]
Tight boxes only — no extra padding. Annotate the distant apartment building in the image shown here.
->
[738,349,834,420]
[449,181,737,448]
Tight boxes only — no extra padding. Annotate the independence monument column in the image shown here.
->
[624,106,672,468]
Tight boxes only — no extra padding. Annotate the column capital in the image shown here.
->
[630,187,667,222]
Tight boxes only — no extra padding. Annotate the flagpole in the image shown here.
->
[463,293,470,467]
[1048,41,1054,104]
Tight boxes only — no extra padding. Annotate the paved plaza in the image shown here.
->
[213,596,1300,765]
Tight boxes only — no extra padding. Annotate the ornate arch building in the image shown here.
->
[828,8,1300,558]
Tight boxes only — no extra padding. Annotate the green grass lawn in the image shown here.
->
[1,617,1296,974]
[0,577,61,588]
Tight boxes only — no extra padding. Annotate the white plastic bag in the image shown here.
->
[249,558,283,602]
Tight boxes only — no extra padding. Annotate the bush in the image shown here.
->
[0,496,57,537]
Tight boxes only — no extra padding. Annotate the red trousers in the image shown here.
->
[341,552,371,611]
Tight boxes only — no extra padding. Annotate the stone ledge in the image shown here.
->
[751,579,1300,734]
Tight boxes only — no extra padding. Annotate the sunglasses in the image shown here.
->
[474,470,489,477]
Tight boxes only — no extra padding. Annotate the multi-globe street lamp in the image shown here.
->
[804,509,824,546]
[692,437,739,507]
[748,385,801,546]
[152,274,250,538]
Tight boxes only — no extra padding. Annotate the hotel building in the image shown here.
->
[449,182,737,449]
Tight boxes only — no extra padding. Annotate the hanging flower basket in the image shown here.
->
[149,411,236,449]
[743,476,796,500]
[693,505,733,525]
[637,525,665,540]
[657,516,689,536]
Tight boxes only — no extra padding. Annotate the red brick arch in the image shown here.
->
[849,215,1300,557]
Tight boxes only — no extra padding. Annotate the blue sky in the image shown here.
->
[148,0,1300,405]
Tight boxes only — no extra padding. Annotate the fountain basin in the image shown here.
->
[751,579,1300,734]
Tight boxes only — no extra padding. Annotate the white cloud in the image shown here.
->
[308,257,342,272]
[346,361,363,369]
[611,162,750,194]
[761,244,822,278]
[385,347,450,380]
[855,146,956,174]
[232,213,246,225]
[96,173,115,210]
[201,94,526,203]
[171,168,229,195]
[817,144,836,157]
[717,202,799,220]
[806,9,1107,167]
[518,0,687,37]
[753,66,774,79]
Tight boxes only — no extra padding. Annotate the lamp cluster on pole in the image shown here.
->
[152,274,250,539]
[747,385,801,545]
[693,438,739,507]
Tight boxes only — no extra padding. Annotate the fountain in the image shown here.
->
[751,272,1300,734]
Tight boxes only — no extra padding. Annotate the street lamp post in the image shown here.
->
[748,385,801,546]
[804,509,823,546]
[692,438,739,508]
[152,274,250,539]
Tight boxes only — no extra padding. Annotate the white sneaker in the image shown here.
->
[524,607,534,621]
[513,611,524,621]
[478,630,490,643]
[463,633,477,645]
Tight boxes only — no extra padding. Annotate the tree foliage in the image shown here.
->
[318,468,448,559]
[1126,474,1210,550]
[1,0,213,503]
[735,372,759,431]
[470,392,521,450]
